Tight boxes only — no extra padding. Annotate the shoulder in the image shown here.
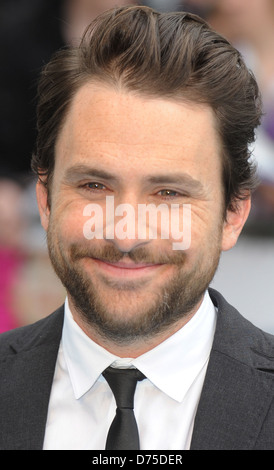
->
[0,305,64,355]
[209,288,274,369]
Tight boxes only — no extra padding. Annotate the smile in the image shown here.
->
[92,258,165,279]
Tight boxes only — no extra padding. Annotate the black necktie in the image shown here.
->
[103,366,145,450]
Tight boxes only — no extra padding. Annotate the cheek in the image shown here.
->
[183,207,223,256]
[166,204,192,251]
[50,198,90,244]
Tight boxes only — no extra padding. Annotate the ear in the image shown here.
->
[221,197,251,252]
[36,179,50,232]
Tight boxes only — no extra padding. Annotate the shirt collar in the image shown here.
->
[62,290,216,402]
[62,297,118,399]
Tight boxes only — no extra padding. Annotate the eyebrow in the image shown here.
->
[146,174,205,195]
[63,165,119,184]
[63,164,205,195]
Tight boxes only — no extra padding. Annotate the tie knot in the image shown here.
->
[103,367,145,409]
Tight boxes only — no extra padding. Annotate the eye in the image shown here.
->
[157,189,180,198]
[83,182,106,191]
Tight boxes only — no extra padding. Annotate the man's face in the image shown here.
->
[37,83,249,346]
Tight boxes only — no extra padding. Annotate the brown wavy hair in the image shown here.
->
[31,5,262,211]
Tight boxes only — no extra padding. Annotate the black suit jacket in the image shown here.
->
[0,288,274,450]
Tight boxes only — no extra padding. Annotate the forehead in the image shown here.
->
[55,82,221,180]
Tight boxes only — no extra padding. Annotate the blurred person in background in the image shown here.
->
[0,178,26,332]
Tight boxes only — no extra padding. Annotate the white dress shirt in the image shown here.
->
[43,290,216,450]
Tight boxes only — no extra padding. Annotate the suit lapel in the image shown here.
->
[0,306,64,450]
[190,348,274,449]
[190,289,274,450]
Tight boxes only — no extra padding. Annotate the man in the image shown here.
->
[1,6,274,450]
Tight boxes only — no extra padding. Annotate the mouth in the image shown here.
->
[92,258,165,279]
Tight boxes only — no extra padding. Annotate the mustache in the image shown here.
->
[69,243,187,266]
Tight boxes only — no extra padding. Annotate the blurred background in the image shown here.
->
[0,0,273,333]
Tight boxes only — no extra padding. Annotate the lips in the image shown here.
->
[102,260,160,269]
[92,258,164,278]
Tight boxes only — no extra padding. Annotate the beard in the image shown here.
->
[47,224,221,345]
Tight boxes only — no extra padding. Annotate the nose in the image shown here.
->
[106,237,151,254]
[104,194,152,253]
